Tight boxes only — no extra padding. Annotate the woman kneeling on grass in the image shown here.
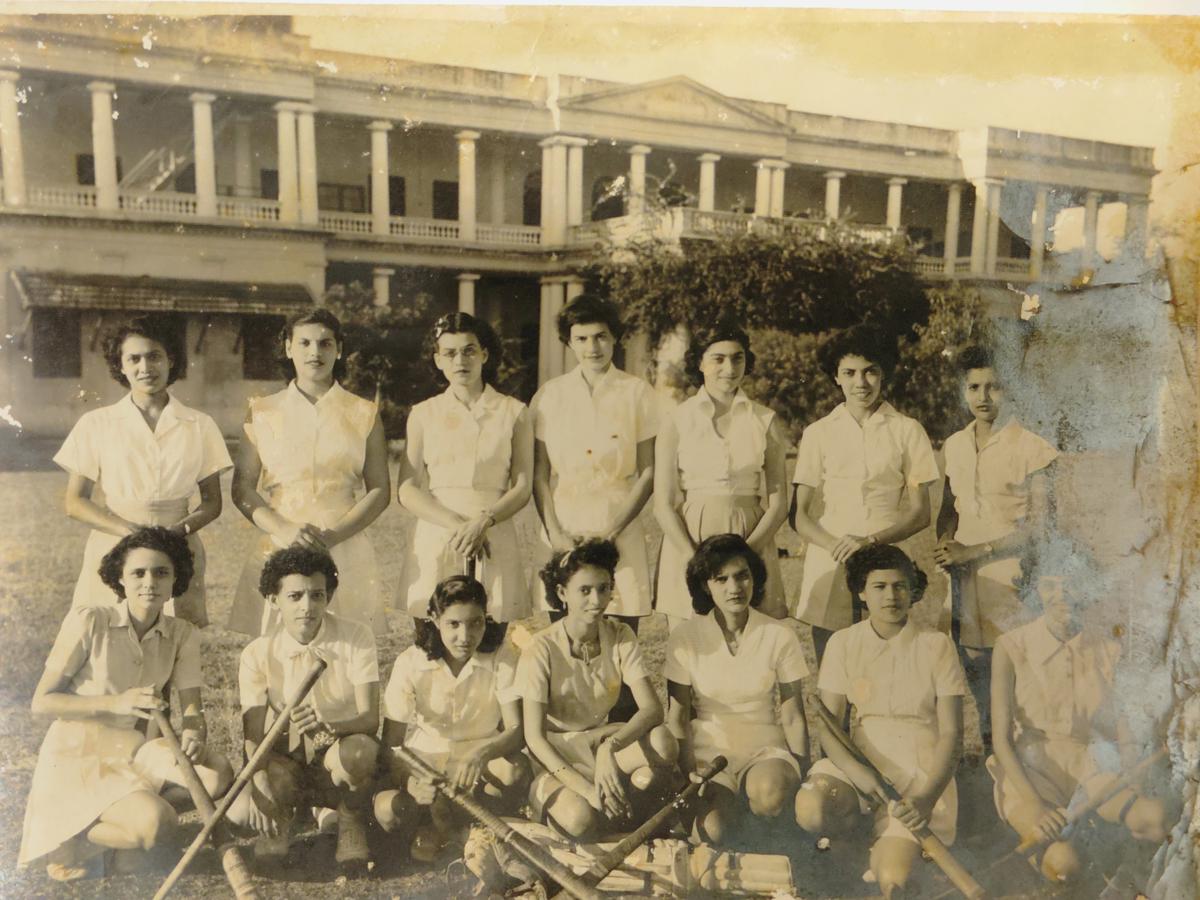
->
[375,575,532,862]
[666,534,811,845]
[20,527,233,882]
[519,538,679,839]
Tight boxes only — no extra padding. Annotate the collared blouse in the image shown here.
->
[671,387,774,496]
[531,365,658,497]
[54,393,232,509]
[247,381,377,513]
[943,418,1058,544]
[383,643,519,748]
[239,612,379,725]
[995,616,1119,744]
[793,402,940,534]
[819,619,966,729]
[44,605,202,730]
[408,385,525,494]
[517,618,648,734]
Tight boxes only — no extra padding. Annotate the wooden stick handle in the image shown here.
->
[395,746,604,900]
[150,711,257,899]
[153,659,328,900]
[815,700,989,899]
[1013,746,1168,854]
[919,831,988,900]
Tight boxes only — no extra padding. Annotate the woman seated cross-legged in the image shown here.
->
[518,538,679,840]
[666,534,811,845]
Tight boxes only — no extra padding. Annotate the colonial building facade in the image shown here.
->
[0,16,1156,438]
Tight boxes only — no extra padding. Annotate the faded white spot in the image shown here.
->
[0,405,21,429]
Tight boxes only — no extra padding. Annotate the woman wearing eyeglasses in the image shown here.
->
[397,313,533,623]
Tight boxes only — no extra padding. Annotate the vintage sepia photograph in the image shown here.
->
[0,5,1197,899]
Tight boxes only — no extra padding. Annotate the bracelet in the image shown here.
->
[481,510,497,528]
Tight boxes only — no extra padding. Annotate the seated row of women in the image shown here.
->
[22,526,1172,898]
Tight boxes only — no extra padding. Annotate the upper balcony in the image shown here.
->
[0,71,1150,284]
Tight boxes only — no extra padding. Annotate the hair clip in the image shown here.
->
[557,547,574,571]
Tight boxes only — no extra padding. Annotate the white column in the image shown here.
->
[189,92,217,217]
[823,170,846,220]
[942,183,962,276]
[488,143,506,225]
[1082,189,1101,268]
[88,81,119,211]
[566,137,585,226]
[562,277,585,373]
[369,120,392,235]
[753,160,771,217]
[1030,184,1049,279]
[969,178,991,274]
[457,273,480,315]
[232,113,254,198]
[1123,194,1150,261]
[0,71,25,206]
[539,140,552,234]
[985,180,1003,275]
[697,153,719,212]
[769,162,789,218]
[547,138,568,244]
[456,129,479,241]
[886,177,907,230]
[274,102,299,223]
[296,103,318,225]
[372,267,393,308]
[538,277,567,384]
[628,144,651,215]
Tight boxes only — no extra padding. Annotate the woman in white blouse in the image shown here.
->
[654,323,789,629]
[397,313,533,623]
[229,309,391,636]
[54,316,231,626]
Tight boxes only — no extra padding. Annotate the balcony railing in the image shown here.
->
[121,190,198,217]
[476,222,542,246]
[389,216,461,241]
[28,185,98,209]
[318,210,373,234]
[216,196,282,223]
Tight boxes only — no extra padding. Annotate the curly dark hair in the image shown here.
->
[844,543,928,602]
[277,308,347,382]
[556,294,625,345]
[955,344,995,376]
[685,534,767,616]
[684,321,756,387]
[424,312,503,388]
[539,538,620,611]
[414,575,508,660]
[99,526,195,601]
[103,316,188,388]
[258,546,340,600]
[816,324,898,385]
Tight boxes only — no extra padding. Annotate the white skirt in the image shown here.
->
[228,491,385,636]
[533,483,653,617]
[399,487,529,623]
[19,720,153,867]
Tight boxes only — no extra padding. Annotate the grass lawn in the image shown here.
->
[0,466,1153,899]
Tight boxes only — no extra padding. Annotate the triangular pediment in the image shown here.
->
[560,76,788,133]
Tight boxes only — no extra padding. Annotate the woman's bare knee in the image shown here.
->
[645,726,679,767]
[547,791,601,840]
[1124,797,1170,844]
[745,762,799,818]
[1040,840,1083,883]
[871,838,919,898]
[794,775,856,834]
[199,752,235,799]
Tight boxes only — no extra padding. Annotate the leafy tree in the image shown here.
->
[582,224,988,442]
